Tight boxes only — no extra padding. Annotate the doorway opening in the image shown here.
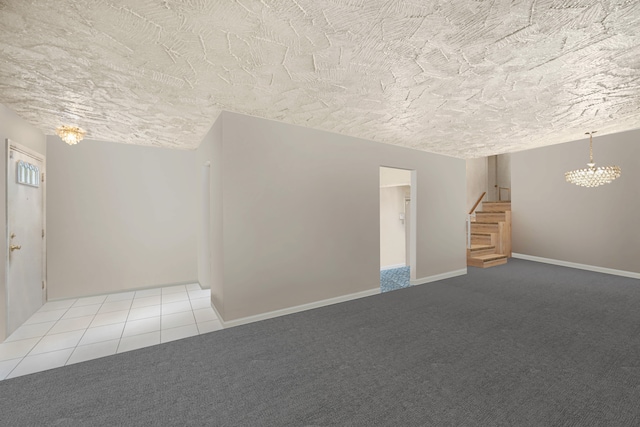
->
[380,166,415,292]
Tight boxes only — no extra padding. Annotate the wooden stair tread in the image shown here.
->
[469,244,494,250]
[467,256,507,268]
[471,222,500,232]
[469,253,507,261]
[467,244,497,257]
[481,202,511,212]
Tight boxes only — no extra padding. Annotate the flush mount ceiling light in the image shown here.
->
[55,125,86,145]
[565,131,621,188]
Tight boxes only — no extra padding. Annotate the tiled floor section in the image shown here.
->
[0,284,222,380]
[380,266,411,293]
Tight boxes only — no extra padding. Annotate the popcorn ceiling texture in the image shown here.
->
[0,0,639,158]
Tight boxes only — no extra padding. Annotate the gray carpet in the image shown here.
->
[2,258,640,426]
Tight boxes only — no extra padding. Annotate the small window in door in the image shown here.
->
[17,160,40,188]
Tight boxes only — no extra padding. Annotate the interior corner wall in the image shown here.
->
[466,157,488,211]
[46,137,198,299]
[512,128,640,273]
[195,115,224,318]
[0,103,46,341]
[219,111,466,321]
[497,153,511,190]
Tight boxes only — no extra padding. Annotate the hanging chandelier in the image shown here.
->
[55,125,86,145]
[565,131,621,187]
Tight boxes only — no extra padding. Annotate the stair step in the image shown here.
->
[467,253,508,268]
[475,211,506,222]
[470,233,495,245]
[467,245,496,256]
[471,222,500,233]
[482,201,511,212]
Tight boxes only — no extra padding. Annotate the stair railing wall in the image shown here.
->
[467,192,486,249]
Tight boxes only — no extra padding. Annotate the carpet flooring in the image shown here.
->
[380,266,410,292]
[1,259,640,426]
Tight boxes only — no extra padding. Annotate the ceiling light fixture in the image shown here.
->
[565,131,621,187]
[55,125,86,145]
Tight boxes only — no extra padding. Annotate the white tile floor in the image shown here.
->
[0,283,222,381]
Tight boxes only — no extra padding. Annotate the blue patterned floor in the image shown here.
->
[380,266,410,293]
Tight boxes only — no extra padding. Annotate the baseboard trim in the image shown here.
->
[220,288,381,329]
[512,253,640,279]
[209,299,224,326]
[196,281,210,290]
[380,263,406,271]
[409,268,468,286]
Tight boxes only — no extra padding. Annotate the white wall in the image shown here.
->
[380,167,411,187]
[380,185,409,268]
[205,112,466,322]
[497,153,511,190]
[46,137,198,299]
[196,116,223,315]
[0,103,46,341]
[512,128,640,273]
[466,157,488,212]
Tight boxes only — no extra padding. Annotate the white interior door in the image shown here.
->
[7,141,45,335]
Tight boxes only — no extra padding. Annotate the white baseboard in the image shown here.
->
[195,281,210,290]
[380,263,406,271]
[209,298,224,325]
[512,253,640,280]
[219,288,381,329]
[410,268,468,286]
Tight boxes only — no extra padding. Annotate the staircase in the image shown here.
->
[467,200,511,268]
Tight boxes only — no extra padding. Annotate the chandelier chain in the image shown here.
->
[586,131,596,164]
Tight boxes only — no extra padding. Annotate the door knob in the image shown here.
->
[10,244,21,252]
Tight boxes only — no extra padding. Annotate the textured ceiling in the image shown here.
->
[1,0,639,158]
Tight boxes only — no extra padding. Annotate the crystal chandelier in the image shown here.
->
[565,131,621,187]
[55,125,86,145]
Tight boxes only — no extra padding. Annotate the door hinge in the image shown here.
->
[42,281,45,289]
[42,229,45,238]
[41,172,45,183]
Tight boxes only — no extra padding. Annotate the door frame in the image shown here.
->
[379,166,416,280]
[5,139,47,336]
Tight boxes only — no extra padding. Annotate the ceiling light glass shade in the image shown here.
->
[565,131,621,187]
[55,125,86,145]
[565,164,621,187]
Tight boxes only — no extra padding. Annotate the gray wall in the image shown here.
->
[46,137,198,299]
[0,103,46,341]
[512,128,639,273]
[195,116,224,315]
[466,157,488,212]
[205,112,466,321]
[497,154,511,190]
